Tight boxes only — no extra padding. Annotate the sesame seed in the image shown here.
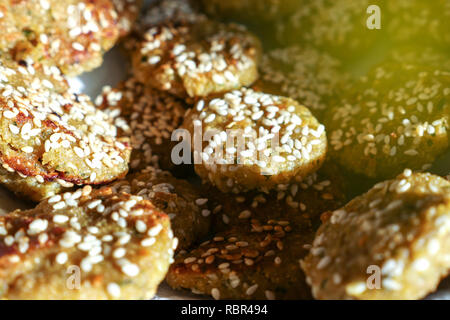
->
[195,198,208,206]
[211,288,220,300]
[147,224,163,237]
[53,215,69,224]
[56,252,68,264]
[72,42,85,51]
[265,290,276,300]
[141,237,156,247]
[107,283,121,298]
[120,261,140,277]
[246,284,258,296]
[53,201,66,210]
[135,220,147,233]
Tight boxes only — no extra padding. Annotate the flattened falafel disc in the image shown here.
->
[0,58,131,201]
[302,171,450,300]
[326,62,449,180]
[96,77,188,175]
[0,186,176,299]
[131,17,261,98]
[183,88,327,193]
[0,0,141,76]
[166,163,346,300]
[256,46,349,120]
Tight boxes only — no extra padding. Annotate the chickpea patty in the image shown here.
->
[302,171,450,300]
[0,58,131,202]
[325,62,449,179]
[131,16,261,98]
[0,186,176,299]
[96,77,188,174]
[166,164,346,299]
[183,88,327,193]
[0,0,141,76]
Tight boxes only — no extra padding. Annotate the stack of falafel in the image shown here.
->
[0,0,449,300]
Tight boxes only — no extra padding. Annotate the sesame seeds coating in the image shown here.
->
[139,0,202,28]
[166,164,346,299]
[96,77,187,174]
[386,0,450,46]
[302,171,450,300]
[0,186,175,299]
[325,62,450,179]
[183,88,327,193]
[276,0,383,59]
[131,16,261,98]
[0,58,131,201]
[167,223,314,300]
[0,0,140,76]
[389,46,450,72]
[112,0,143,37]
[207,162,347,233]
[257,46,348,119]
[110,166,211,251]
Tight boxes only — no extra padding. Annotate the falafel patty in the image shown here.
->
[325,61,449,180]
[131,16,261,98]
[0,186,176,299]
[207,162,347,233]
[256,46,348,120]
[166,163,346,299]
[96,77,188,174]
[302,171,450,300]
[182,88,327,193]
[0,57,131,202]
[0,0,141,76]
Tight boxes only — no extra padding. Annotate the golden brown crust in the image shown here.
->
[325,62,449,180]
[182,88,327,193]
[131,16,261,98]
[166,163,346,299]
[110,166,211,251]
[0,0,141,76]
[0,186,176,299]
[112,0,143,37]
[0,58,131,202]
[96,77,188,175]
[302,171,450,300]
